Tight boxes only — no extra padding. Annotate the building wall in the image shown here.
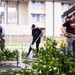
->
[45,1,53,36]
[2,24,33,43]
[30,1,45,28]
[1,24,31,35]
[19,2,28,25]
[54,2,62,36]
[0,0,75,42]
[4,35,45,43]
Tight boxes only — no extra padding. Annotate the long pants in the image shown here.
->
[66,37,75,59]
[27,38,40,56]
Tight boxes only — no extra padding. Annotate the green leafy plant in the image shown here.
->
[32,38,75,75]
[0,49,17,62]
[22,50,27,59]
[0,38,75,75]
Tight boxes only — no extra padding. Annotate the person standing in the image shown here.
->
[61,12,75,61]
[0,25,5,51]
[27,24,43,57]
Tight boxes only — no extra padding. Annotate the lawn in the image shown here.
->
[5,42,45,50]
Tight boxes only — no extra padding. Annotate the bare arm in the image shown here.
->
[61,26,66,34]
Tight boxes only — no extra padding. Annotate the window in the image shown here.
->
[61,3,74,12]
[64,4,67,11]
[36,14,40,21]
[61,16,65,24]
[0,2,5,24]
[32,1,35,8]
[68,3,73,9]
[32,14,35,22]
[32,1,44,8]
[8,7,17,24]
[40,15,44,22]
[8,3,17,24]
[40,1,44,8]
[61,3,64,10]
[32,14,44,22]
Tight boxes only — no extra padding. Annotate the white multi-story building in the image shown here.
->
[0,0,75,42]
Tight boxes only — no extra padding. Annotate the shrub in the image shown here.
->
[32,38,75,75]
[1,38,75,75]
[0,49,17,62]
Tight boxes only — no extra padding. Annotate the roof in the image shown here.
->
[62,6,75,18]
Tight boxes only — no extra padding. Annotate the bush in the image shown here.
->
[0,49,17,62]
[32,38,75,75]
[1,38,75,75]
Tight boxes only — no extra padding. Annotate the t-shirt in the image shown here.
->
[0,26,2,35]
[0,25,5,36]
[32,27,42,39]
[62,19,75,35]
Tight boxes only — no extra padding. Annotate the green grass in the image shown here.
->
[5,42,29,50]
[5,42,30,46]
[5,41,45,50]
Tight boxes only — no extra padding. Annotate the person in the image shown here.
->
[61,12,75,61]
[26,24,43,57]
[0,25,5,51]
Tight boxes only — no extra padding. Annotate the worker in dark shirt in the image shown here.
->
[27,24,43,57]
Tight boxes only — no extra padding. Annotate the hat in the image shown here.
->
[31,24,35,28]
